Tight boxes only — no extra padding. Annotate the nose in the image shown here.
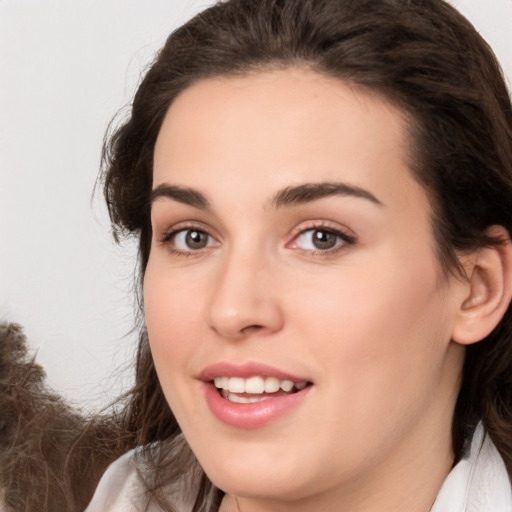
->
[207,250,284,340]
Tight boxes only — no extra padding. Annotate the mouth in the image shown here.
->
[199,363,313,428]
[213,375,310,404]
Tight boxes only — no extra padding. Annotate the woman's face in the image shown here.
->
[145,68,466,509]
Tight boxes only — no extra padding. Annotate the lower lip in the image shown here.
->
[202,382,311,428]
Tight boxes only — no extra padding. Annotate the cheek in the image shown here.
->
[143,263,201,393]
[293,248,452,400]
[284,261,453,472]
[144,253,207,342]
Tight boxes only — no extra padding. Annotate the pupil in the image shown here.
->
[313,230,336,249]
[186,230,207,249]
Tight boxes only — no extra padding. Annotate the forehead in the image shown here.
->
[153,67,425,213]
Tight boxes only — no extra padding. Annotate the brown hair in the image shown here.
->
[100,0,512,509]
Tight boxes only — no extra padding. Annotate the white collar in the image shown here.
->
[431,423,511,512]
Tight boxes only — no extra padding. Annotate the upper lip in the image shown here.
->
[198,361,311,383]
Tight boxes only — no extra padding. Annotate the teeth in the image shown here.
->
[245,376,265,394]
[280,380,294,392]
[213,376,308,394]
[264,377,280,393]
[222,390,273,403]
[228,377,245,393]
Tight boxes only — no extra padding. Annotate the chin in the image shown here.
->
[193,441,328,503]
[209,469,306,502]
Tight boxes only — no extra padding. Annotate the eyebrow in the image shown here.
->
[150,184,211,209]
[271,182,383,208]
[150,181,383,210]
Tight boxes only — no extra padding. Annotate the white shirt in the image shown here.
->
[431,423,511,512]
[85,424,512,512]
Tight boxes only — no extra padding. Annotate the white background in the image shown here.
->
[1,0,511,412]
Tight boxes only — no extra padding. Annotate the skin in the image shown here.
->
[144,68,470,512]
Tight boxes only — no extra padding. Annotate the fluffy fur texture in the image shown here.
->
[0,322,132,512]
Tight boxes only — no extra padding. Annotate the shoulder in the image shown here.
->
[85,447,198,512]
[465,426,512,512]
[84,449,148,512]
[432,423,512,512]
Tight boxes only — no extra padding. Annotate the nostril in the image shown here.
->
[240,324,264,334]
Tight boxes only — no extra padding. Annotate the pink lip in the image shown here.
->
[198,361,309,382]
[198,362,313,428]
[202,382,311,428]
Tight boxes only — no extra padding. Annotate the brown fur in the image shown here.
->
[0,322,134,512]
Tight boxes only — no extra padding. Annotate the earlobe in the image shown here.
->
[452,226,512,345]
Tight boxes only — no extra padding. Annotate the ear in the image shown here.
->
[452,226,512,345]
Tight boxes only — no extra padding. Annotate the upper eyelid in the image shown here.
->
[287,221,358,251]
[289,219,356,238]
[157,220,217,239]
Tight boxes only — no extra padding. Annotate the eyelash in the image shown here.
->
[158,222,217,257]
[157,221,356,257]
[287,221,356,256]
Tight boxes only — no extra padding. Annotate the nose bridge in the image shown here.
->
[207,239,283,339]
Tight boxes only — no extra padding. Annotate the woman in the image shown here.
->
[86,0,512,510]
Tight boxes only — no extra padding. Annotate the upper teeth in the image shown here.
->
[213,376,307,394]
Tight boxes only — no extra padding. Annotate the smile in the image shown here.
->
[200,363,313,428]
[214,376,310,404]
[214,375,308,398]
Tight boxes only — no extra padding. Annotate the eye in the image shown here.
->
[175,229,211,250]
[291,226,355,253]
[161,227,218,254]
